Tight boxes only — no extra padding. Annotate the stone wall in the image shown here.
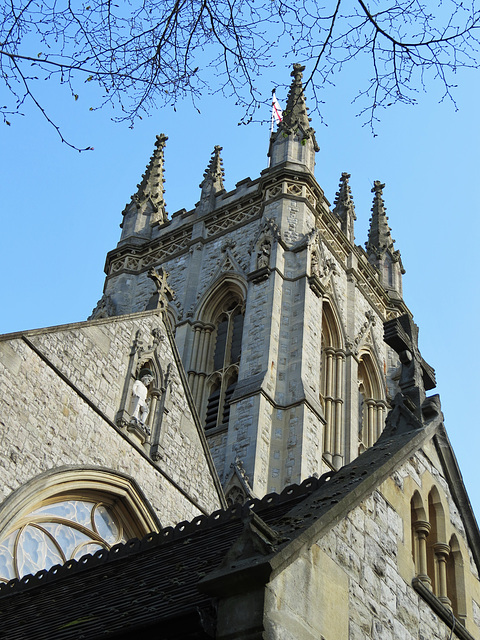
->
[0,311,223,531]
[265,448,480,639]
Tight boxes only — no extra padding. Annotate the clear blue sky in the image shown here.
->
[1,57,479,521]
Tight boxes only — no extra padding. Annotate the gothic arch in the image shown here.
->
[358,350,386,451]
[410,491,431,588]
[321,299,344,350]
[427,487,447,596]
[0,467,160,583]
[320,300,345,467]
[447,534,467,623]
[195,273,247,324]
[188,276,247,431]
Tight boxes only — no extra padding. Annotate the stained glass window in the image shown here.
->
[0,499,127,583]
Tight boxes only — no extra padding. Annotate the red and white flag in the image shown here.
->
[271,91,283,132]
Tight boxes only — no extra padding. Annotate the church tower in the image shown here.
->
[94,64,409,502]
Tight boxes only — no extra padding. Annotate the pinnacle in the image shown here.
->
[280,63,319,151]
[200,145,225,193]
[333,172,356,242]
[130,134,168,223]
[333,172,356,217]
[366,180,393,254]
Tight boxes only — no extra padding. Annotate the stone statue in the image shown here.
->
[130,373,154,426]
[257,238,271,269]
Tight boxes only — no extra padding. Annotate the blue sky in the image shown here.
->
[1,56,479,520]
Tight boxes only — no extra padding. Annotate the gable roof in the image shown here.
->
[2,388,477,640]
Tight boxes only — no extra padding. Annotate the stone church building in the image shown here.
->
[0,65,479,639]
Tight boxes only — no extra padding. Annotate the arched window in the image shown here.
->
[358,352,385,452]
[447,535,467,624]
[187,279,246,432]
[320,302,344,467]
[411,491,431,588]
[204,300,244,431]
[0,469,159,583]
[411,486,467,624]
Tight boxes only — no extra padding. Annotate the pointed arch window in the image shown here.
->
[0,498,127,583]
[320,302,344,467]
[358,352,386,452]
[187,281,246,432]
[205,300,244,431]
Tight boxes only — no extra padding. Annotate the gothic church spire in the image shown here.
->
[366,180,405,298]
[333,172,356,243]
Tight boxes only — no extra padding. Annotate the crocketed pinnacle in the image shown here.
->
[131,133,168,224]
[200,145,225,195]
[280,64,319,151]
[366,181,394,255]
[333,172,356,243]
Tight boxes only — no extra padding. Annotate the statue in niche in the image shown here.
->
[257,238,271,269]
[130,370,154,429]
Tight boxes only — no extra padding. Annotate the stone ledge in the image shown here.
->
[412,577,472,640]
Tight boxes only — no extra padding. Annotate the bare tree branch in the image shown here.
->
[1,0,479,148]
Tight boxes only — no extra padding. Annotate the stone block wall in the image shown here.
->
[0,311,223,531]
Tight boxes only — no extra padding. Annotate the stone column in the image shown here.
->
[333,351,345,469]
[188,324,202,389]
[323,347,335,462]
[366,399,375,448]
[376,402,386,440]
[195,326,213,408]
[434,542,451,607]
[413,520,432,589]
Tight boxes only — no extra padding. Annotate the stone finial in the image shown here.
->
[333,172,356,243]
[268,64,319,172]
[129,134,168,225]
[280,64,319,151]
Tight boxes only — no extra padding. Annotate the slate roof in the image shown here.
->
[1,392,478,640]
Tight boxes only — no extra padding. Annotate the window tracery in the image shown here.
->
[0,498,126,583]
[187,280,246,433]
[0,469,159,584]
